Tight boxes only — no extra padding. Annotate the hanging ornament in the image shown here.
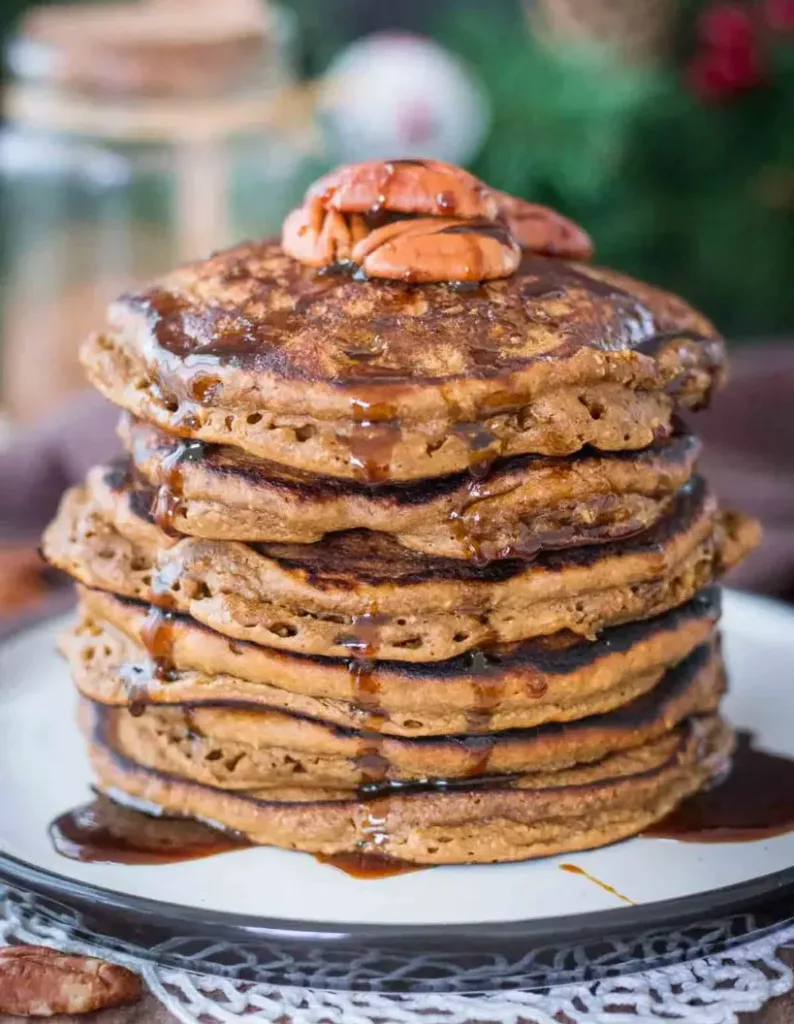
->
[686,41,764,100]
[318,32,490,166]
[686,1,765,102]
[763,0,794,31]
[697,3,755,50]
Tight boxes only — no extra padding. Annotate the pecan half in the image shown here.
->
[495,192,593,260]
[352,217,521,283]
[307,158,500,220]
[0,946,142,1017]
[282,196,369,268]
[282,159,593,279]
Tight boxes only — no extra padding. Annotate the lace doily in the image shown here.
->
[1,890,793,1024]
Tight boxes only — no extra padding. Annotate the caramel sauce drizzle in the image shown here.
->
[450,421,502,480]
[150,438,206,535]
[559,863,635,905]
[341,601,403,858]
[460,635,509,736]
[347,397,400,483]
[448,475,496,564]
[459,734,496,777]
[340,604,391,787]
[466,667,505,735]
[140,606,177,680]
[128,605,177,715]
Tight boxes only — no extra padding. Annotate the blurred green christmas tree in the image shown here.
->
[283,0,794,336]
[444,0,794,337]
[5,0,791,335]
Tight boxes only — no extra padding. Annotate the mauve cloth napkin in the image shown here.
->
[0,344,792,637]
[0,392,118,639]
[0,391,119,544]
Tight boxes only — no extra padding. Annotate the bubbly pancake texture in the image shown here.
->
[82,242,726,481]
[86,701,734,864]
[73,643,723,790]
[43,466,757,661]
[65,585,721,737]
[122,415,702,558]
[45,158,761,866]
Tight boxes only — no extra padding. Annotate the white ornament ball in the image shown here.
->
[319,32,490,166]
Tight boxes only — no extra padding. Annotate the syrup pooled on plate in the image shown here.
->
[645,731,794,842]
[314,851,426,879]
[49,795,249,865]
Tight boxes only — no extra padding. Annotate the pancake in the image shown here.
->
[86,701,734,863]
[122,415,701,558]
[43,160,759,868]
[82,241,726,482]
[66,586,721,737]
[43,465,757,661]
[76,642,723,790]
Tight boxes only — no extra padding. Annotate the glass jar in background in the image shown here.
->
[0,0,322,423]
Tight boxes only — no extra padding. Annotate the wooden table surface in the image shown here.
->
[2,947,792,1023]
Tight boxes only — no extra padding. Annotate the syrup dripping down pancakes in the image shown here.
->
[44,158,759,865]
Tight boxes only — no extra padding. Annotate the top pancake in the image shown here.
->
[83,241,726,481]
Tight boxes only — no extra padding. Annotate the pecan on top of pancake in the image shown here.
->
[308,158,500,219]
[494,191,594,261]
[281,158,592,283]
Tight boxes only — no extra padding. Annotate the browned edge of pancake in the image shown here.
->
[43,466,759,660]
[85,700,735,863]
[65,585,721,736]
[86,639,724,789]
[119,415,702,558]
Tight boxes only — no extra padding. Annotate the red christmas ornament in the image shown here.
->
[688,1,766,102]
[763,0,794,31]
[687,41,764,100]
[698,2,755,50]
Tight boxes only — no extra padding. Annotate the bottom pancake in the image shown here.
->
[85,702,732,864]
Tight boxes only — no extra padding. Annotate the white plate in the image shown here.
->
[1,589,793,991]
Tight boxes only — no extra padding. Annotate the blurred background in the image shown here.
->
[2,0,794,420]
[0,0,792,618]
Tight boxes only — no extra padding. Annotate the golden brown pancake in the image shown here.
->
[66,585,721,737]
[43,159,761,868]
[78,642,723,790]
[122,414,701,558]
[86,701,734,863]
[43,465,756,661]
[82,241,726,482]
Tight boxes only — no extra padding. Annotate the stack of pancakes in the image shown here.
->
[44,160,759,865]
